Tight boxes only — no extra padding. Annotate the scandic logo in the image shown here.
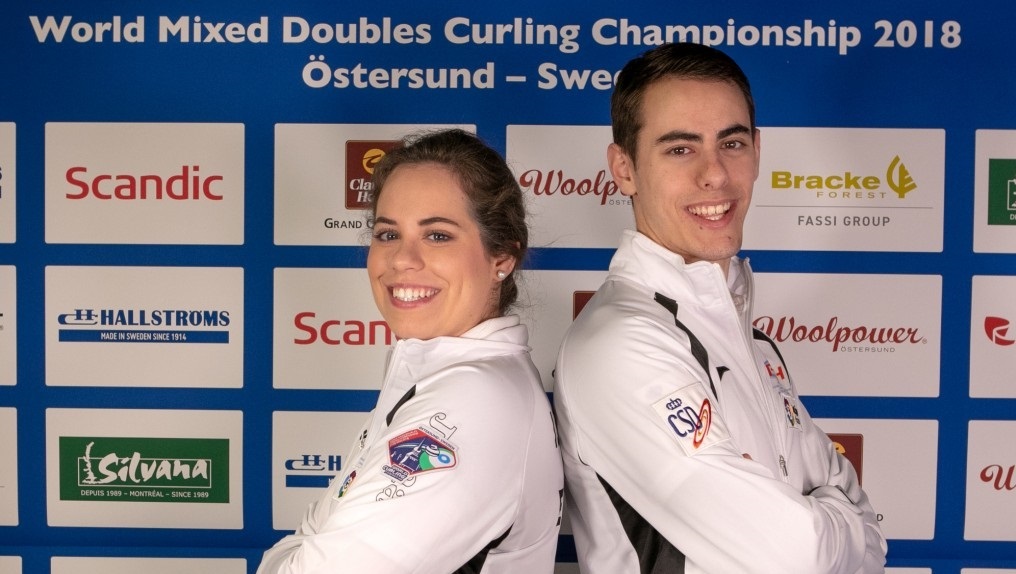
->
[984,316,1016,346]
[59,436,229,503]
[345,140,401,210]
[752,315,925,352]
[65,165,224,200]
[57,308,231,344]
[293,312,392,345]
[771,155,917,199]
[518,169,621,206]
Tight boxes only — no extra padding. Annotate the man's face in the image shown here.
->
[609,77,760,274]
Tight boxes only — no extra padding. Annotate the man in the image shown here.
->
[553,43,887,573]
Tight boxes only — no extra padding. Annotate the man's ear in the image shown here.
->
[607,143,637,197]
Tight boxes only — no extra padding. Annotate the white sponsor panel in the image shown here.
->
[274,123,472,246]
[970,276,1016,397]
[0,408,17,525]
[753,272,941,397]
[46,408,243,529]
[507,125,633,249]
[887,570,932,574]
[45,123,244,245]
[744,127,945,252]
[521,270,609,391]
[965,420,1016,541]
[272,411,370,530]
[273,267,390,389]
[46,266,243,388]
[816,418,938,540]
[52,557,246,574]
[962,570,1016,574]
[0,557,21,573]
[0,123,15,243]
[973,130,1016,253]
[0,266,14,386]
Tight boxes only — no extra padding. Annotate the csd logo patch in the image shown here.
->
[387,427,457,476]
[651,384,731,456]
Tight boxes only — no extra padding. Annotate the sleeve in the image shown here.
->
[257,367,528,574]
[556,315,881,574]
[795,400,888,573]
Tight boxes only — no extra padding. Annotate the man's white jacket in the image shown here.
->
[259,316,563,573]
[554,230,887,573]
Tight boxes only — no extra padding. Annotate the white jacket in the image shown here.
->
[554,230,887,574]
[259,315,563,574]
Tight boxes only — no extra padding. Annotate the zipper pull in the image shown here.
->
[779,455,788,477]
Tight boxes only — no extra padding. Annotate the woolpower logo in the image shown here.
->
[59,436,229,503]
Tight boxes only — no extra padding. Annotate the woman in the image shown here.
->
[258,129,563,573]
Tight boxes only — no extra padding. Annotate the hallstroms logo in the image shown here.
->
[771,155,917,200]
[59,436,229,502]
[344,140,401,210]
[987,158,1016,226]
[56,308,230,343]
[284,452,341,488]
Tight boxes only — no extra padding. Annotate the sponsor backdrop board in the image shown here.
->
[0,1,1013,572]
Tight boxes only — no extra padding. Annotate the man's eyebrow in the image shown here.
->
[654,124,753,146]
[718,124,753,139]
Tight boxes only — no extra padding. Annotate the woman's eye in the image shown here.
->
[374,230,397,241]
[427,232,451,242]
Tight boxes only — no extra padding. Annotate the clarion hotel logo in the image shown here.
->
[752,315,926,352]
[345,140,401,210]
[59,436,229,503]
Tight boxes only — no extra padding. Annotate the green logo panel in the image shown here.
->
[987,158,1016,225]
[59,436,229,503]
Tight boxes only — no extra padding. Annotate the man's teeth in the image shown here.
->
[393,287,436,302]
[689,202,731,221]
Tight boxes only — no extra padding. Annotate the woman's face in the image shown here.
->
[367,162,512,340]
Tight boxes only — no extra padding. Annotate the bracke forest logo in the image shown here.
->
[987,158,1016,226]
[57,308,230,344]
[344,140,401,210]
[59,436,229,503]
[771,155,917,200]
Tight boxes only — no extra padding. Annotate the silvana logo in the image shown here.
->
[984,316,1016,346]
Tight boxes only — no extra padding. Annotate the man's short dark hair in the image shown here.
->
[611,43,756,162]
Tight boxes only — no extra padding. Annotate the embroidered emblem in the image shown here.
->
[387,427,457,477]
[651,384,731,456]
